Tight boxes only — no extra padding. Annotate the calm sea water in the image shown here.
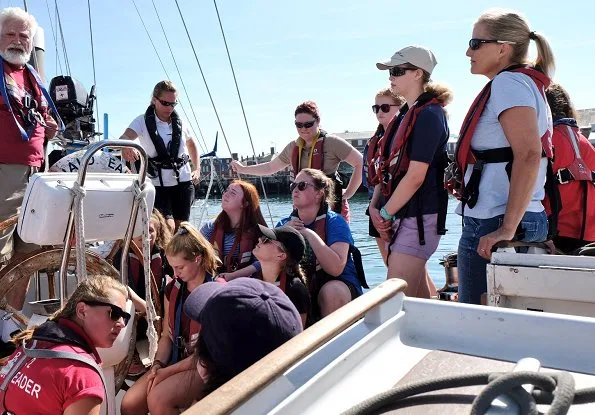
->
[190,194,462,290]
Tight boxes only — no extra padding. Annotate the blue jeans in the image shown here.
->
[457,210,548,305]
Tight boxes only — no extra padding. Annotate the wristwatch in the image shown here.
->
[380,207,395,221]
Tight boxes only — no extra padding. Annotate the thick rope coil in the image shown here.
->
[133,180,159,361]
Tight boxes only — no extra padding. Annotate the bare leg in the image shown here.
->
[416,268,437,298]
[121,370,151,415]
[147,369,205,415]
[375,237,388,266]
[318,280,352,318]
[387,252,430,298]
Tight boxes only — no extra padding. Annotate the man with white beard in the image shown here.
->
[0,7,61,355]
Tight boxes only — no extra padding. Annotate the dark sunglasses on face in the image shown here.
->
[155,97,178,107]
[372,104,400,114]
[290,181,316,192]
[388,66,417,77]
[259,236,286,251]
[294,120,316,129]
[84,300,131,325]
[468,38,517,50]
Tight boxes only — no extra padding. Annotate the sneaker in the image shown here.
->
[127,350,147,379]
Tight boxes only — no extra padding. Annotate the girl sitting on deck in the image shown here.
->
[254,224,311,327]
[0,275,129,415]
[281,168,366,324]
[120,222,220,415]
[200,180,267,280]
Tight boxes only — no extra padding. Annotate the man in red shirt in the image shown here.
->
[0,7,59,346]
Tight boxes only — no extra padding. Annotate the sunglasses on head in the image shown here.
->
[388,66,417,77]
[372,104,399,114]
[290,181,316,192]
[84,300,131,325]
[155,97,178,107]
[468,38,517,50]
[294,120,316,129]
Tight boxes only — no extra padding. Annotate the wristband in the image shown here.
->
[380,207,395,221]
[152,359,165,369]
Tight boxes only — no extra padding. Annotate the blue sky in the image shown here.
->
[4,0,594,157]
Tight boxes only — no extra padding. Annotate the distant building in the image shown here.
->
[577,108,595,128]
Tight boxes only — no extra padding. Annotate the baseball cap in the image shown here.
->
[258,224,306,263]
[184,278,302,377]
[376,45,437,75]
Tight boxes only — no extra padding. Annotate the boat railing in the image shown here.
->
[183,278,408,415]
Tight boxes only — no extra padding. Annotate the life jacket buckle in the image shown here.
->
[556,169,570,185]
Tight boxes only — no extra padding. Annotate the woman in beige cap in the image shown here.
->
[368,45,452,298]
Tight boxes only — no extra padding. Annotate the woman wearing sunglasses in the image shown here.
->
[230,101,363,222]
[280,168,365,323]
[364,88,405,264]
[120,222,220,415]
[451,9,555,304]
[0,275,130,415]
[254,225,310,327]
[119,80,200,232]
[200,180,267,281]
[370,45,452,299]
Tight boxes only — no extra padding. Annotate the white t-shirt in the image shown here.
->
[128,113,193,187]
[456,71,553,219]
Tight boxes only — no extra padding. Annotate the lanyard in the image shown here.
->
[0,56,65,141]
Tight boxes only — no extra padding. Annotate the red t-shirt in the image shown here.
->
[0,319,104,414]
[0,62,46,167]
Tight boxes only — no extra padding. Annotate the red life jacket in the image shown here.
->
[547,120,595,241]
[167,279,201,363]
[447,66,553,203]
[366,116,398,188]
[372,93,442,198]
[209,221,257,272]
[127,247,165,297]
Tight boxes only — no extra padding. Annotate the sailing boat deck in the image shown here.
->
[186,280,595,414]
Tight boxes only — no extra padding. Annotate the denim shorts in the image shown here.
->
[457,210,548,305]
[388,214,442,260]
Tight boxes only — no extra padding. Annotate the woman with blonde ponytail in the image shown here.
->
[121,221,220,414]
[0,275,129,415]
[453,9,555,304]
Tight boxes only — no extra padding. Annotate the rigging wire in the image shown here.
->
[172,0,235,161]
[150,0,209,154]
[55,0,71,76]
[44,0,63,75]
[130,0,207,154]
[21,0,39,71]
[86,0,100,132]
[211,0,274,225]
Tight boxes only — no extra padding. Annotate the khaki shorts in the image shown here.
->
[0,164,39,264]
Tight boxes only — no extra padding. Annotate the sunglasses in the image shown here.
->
[388,66,417,77]
[372,104,400,114]
[294,120,316,129]
[468,38,518,50]
[290,181,316,192]
[155,97,178,107]
[259,236,286,251]
[84,300,131,325]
